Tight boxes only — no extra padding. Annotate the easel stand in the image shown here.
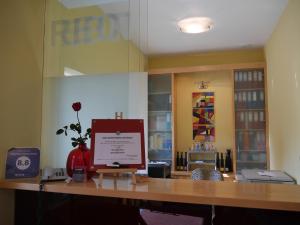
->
[96,168,138,186]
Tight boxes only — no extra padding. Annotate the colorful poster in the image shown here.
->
[192,92,215,142]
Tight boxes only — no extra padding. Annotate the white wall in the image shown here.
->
[41,73,148,169]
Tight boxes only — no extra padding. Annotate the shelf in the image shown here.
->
[149,110,171,113]
[235,129,265,131]
[193,124,214,127]
[148,91,171,95]
[188,151,216,154]
[188,161,215,165]
[149,148,172,151]
[237,160,266,164]
[193,107,214,109]
[237,150,266,152]
[148,130,172,133]
[148,158,172,161]
[234,88,264,91]
[171,171,191,176]
[234,68,267,172]
[148,74,173,165]
[235,108,265,111]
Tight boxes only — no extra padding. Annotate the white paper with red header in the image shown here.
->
[93,132,142,165]
[90,119,146,170]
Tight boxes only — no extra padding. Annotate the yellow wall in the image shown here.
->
[149,48,265,70]
[0,0,45,224]
[265,0,300,182]
[175,71,234,154]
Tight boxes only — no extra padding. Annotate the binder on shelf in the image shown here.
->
[234,93,238,107]
[253,71,258,87]
[252,91,257,108]
[253,112,258,129]
[248,71,253,89]
[249,131,255,149]
[259,111,265,129]
[241,92,245,108]
[235,112,240,128]
[238,92,242,108]
[240,112,245,129]
[243,131,250,150]
[247,111,252,129]
[238,72,243,88]
[258,71,264,88]
[247,91,252,108]
[259,91,264,108]
[243,72,248,89]
[234,72,239,88]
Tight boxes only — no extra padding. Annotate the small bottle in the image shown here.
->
[216,152,220,170]
[72,167,86,182]
[225,149,232,172]
[176,152,180,171]
[184,152,188,171]
[200,142,205,151]
[180,152,184,171]
[220,153,224,173]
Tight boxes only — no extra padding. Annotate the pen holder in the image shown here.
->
[72,168,86,182]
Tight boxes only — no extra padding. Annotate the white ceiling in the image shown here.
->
[147,0,288,55]
[58,0,288,55]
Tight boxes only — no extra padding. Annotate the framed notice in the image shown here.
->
[5,148,40,179]
[90,119,146,169]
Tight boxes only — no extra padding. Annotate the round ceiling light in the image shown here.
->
[177,17,213,34]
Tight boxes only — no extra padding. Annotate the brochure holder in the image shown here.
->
[90,119,145,186]
[5,148,40,179]
[96,168,138,186]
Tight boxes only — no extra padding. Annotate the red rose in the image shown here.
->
[72,102,81,111]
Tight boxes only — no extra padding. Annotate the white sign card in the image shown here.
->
[93,132,142,165]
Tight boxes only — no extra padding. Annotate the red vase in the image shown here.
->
[66,143,91,178]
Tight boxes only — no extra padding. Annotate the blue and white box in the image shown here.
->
[5,148,40,179]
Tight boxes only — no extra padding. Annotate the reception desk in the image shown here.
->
[1,176,300,212]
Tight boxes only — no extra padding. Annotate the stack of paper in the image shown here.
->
[240,169,296,184]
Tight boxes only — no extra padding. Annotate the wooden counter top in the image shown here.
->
[1,177,300,212]
[171,171,235,181]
